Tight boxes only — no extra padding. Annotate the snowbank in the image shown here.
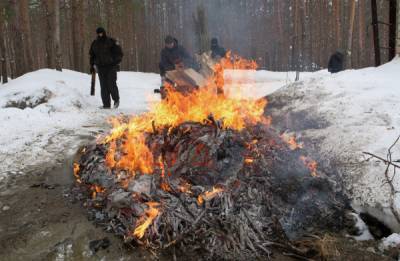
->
[224,69,327,99]
[267,57,400,231]
[380,233,400,251]
[0,69,160,179]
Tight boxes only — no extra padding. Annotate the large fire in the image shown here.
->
[97,53,268,238]
[103,52,267,177]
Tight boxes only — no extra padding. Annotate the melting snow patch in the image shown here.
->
[348,213,374,241]
[379,233,400,251]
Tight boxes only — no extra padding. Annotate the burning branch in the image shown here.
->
[133,202,160,239]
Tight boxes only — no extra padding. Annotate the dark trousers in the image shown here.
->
[98,66,119,108]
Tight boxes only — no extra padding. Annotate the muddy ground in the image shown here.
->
[0,154,159,261]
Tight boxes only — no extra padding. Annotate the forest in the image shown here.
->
[0,0,396,79]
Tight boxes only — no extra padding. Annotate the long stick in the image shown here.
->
[90,71,96,96]
[362,151,400,169]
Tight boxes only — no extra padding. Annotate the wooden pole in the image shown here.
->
[371,0,381,66]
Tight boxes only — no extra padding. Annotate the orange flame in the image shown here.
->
[73,163,81,184]
[91,185,106,199]
[158,155,165,178]
[300,156,318,177]
[160,182,171,192]
[245,157,254,164]
[103,53,268,178]
[281,133,303,150]
[178,181,192,194]
[133,202,160,239]
[197,187,224,205]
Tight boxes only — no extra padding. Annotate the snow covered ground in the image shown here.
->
[0,69,160,180]
[266,57,400,232]
[2,60,400,237]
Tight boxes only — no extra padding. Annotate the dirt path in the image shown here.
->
[0,154,156,261]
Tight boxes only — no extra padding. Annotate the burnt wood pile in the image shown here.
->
[73,118,348,259]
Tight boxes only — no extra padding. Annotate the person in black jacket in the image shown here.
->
[90,27,123,109]
[328,51,344,74]
[210,38,226,59]
[159,35,197,77]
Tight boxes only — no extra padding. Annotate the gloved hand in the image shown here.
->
[90,66,95,74]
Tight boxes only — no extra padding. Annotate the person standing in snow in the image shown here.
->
[210,38,227,60]
[328,50,344,74]
[159,35,197,78]
[89,27,123,109]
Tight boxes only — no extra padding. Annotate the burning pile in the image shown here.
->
[73,54,348,259]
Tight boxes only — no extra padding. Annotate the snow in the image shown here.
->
[224,69,324,99]
[348,213,374,241]
[0,69,160,180]
[266,57,400,231]
[380,233,400,251]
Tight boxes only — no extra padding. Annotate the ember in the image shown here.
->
[73,53,348,259]
[300,156,319,177]
[73,162,81,184]
[197,187,224,205]
[281,132,303,150]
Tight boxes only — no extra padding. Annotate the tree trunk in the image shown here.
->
[389,0,397,60]
[43,0,55,69]
[193,5,209,54]
[347,0,356,68]
[10,0,26,76]
[19,0,35,71]
[333,0,341,49]
[397,0,400,55]
[371,0,381,66]
[0,8,8,83]
[71,0,86,72]
[54,0,62,71]
[291,0,299,71]
[358,0,366,67]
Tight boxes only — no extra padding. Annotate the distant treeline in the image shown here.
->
[0,0,393,81]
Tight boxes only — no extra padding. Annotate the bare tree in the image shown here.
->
[0,4,8,83]
[333,0,341,49]
[54,0,62,71]
[358,0,366,66]
[346,0,356,68]
[397,0,400,55]
[19,0,35,70]
[10,0,26,76]
[43,0,55,69]
[0,0,394,75]
[193,4,209,54]
[71,0,86,72]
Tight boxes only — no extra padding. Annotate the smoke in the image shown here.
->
[162,0,261,58]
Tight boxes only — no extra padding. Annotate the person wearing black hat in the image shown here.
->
[89,27,123,109]
[210,38,226,59]
[159,35,197,78]
[328,50,345,74]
